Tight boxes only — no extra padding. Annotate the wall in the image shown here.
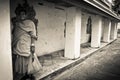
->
[10,0,66,56]
[0,0,13,80]
[34,2,66,56]
[101,17,105,41]
[81,12,94,44]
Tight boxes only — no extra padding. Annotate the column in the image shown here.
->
[103,19,111,42]
[110,21,117,40]
[115,22,118,39]
[65,7,81,59]
[91,15,102,47]
[0,0,13,80]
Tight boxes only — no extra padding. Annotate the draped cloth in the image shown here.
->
[12,19,38,74]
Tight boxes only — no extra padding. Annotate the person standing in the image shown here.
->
[12,9,39,80]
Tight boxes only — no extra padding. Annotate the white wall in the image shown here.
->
[81,12,87,44]
[35,3,66,56]
[81,12,94,44]
[10,0,66,56]
[0,0,13,80]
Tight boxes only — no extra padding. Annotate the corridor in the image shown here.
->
[53,38,120,80]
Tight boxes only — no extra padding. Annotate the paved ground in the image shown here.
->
[53,38,120,80]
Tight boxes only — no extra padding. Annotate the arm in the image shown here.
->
[27,20,37,55]
[28,31,37,55]
[28,31,38,40]
[28,20,38,40]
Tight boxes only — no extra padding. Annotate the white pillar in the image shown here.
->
[115,22,118,39]
[103,19,111,42]
[91,15,102,47]
[111,21,117,40]
[65,7,81,59]
[0,1,13,80]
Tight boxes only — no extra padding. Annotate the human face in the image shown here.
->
[20,11,26,20]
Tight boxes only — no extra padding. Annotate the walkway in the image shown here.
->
[34,40,115,80]
[53,38,120,80]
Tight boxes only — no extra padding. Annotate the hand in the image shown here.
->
[30,45,35,54]
[28,31,33,36]
[34,36,38,40]
[28,31,38,40]
[31,35,38,40]
[32,54,34,62]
